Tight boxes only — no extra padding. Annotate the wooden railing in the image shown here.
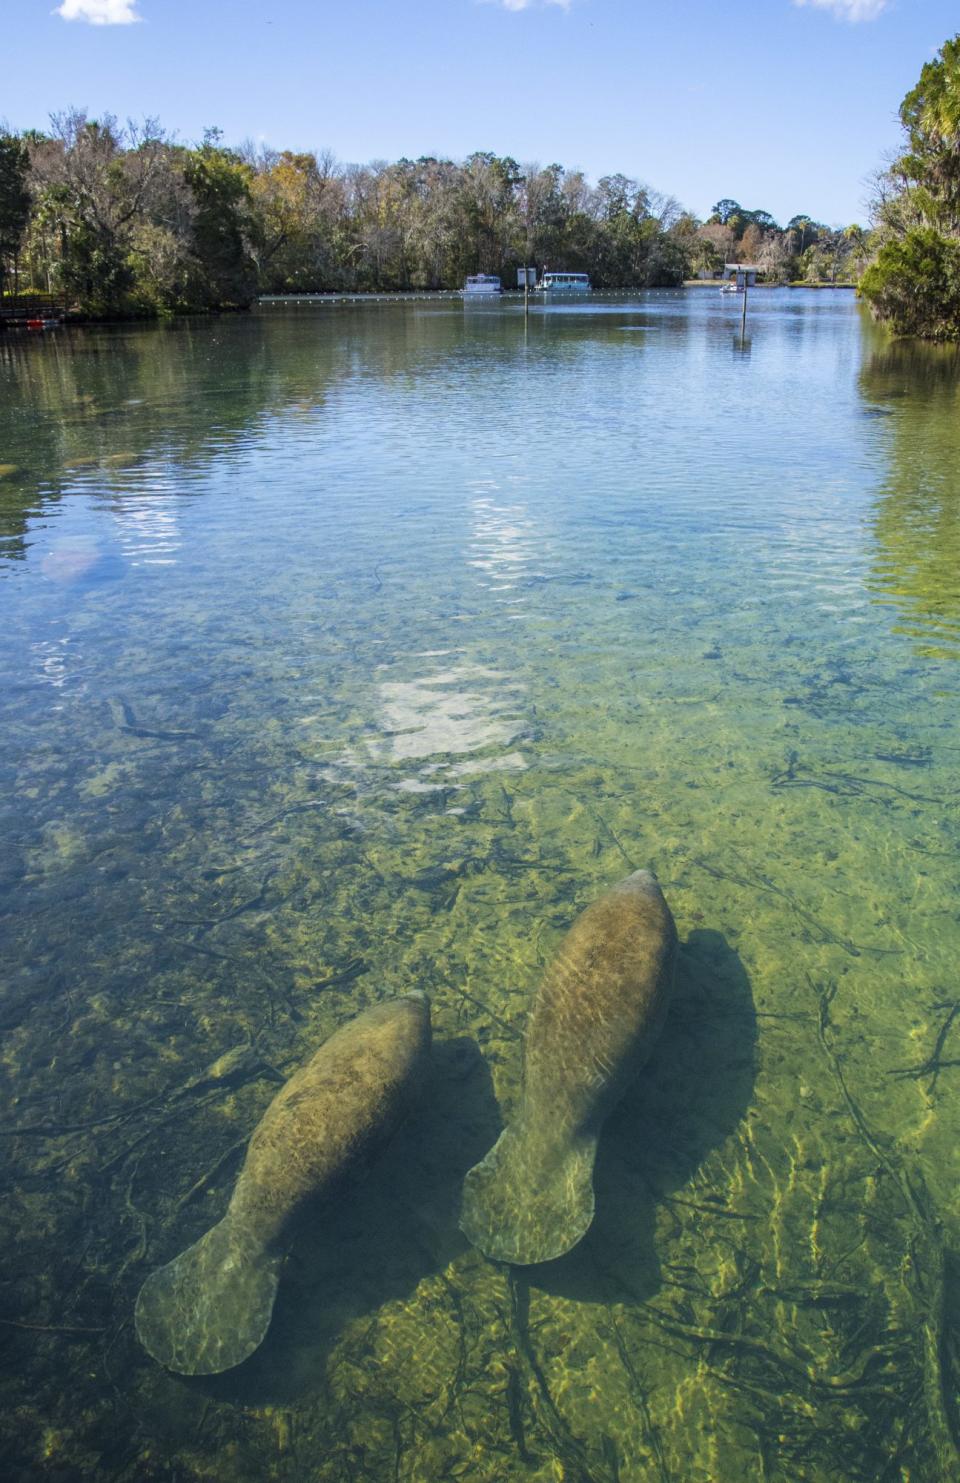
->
[0,292,68,322]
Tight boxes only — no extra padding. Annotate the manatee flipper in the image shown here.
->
[459,1123,597,1265]
[134,1214,281,1376]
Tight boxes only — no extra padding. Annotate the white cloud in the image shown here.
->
[55,0,142,23]
[491,0,570,11]
[792,0,888,21]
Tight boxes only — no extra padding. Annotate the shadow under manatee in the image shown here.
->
[522,929,757,1306]
[194,1035,498,1406]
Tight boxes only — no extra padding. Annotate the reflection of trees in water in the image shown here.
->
[0,303,702,565]
[0,305,530,564]
[0,316,341,562]
[861,336,960,660]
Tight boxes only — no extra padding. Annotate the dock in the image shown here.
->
[0,294,67,329]
[257,289,625,307]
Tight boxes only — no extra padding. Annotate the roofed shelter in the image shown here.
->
[724,263,760,288]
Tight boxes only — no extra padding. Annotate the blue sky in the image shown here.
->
[3,0,957,225]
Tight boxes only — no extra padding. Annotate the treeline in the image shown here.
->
[0,109,871,317]
[860,34,960,340]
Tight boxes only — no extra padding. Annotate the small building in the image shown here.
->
[517,267,536,289]
[724,263,760,288]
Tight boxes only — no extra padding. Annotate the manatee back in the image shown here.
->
[231,995,431,1248]
[523,869,677,1133]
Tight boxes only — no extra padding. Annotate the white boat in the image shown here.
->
[538,272,591,292]
[463,275,502,296]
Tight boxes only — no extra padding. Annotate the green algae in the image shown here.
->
[1,297,960,1479]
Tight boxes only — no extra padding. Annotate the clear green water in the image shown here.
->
[2,292,960,1480]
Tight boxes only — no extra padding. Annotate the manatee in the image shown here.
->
[135,993,431,1375]
[460,869,676,1265]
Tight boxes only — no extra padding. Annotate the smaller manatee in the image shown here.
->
[135,993,431,1375]
[460,869,676,1265]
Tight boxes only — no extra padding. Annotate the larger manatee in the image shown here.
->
[135,993,431,1375]
[460,870,676,1264]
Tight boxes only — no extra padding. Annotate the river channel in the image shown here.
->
[2,290,960,1480]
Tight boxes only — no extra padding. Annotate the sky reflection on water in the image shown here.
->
[2,293,960,1481]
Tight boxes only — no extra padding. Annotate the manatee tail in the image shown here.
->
[135,1214,281,1375]
[459,1123,597,1265]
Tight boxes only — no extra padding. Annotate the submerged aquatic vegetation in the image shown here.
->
[1,299,960,1479]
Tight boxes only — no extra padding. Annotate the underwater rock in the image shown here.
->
[135,993,431,1375]
[460,869,676,1264]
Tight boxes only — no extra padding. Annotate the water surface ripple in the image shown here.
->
[2,292,960,1481]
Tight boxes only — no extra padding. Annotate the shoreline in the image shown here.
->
[1,282,860,331]
[682,279,857,289]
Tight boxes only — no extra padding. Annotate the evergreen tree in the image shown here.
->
[0,134,31,298]
[183,134,257,308]
[861,34,960,338]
